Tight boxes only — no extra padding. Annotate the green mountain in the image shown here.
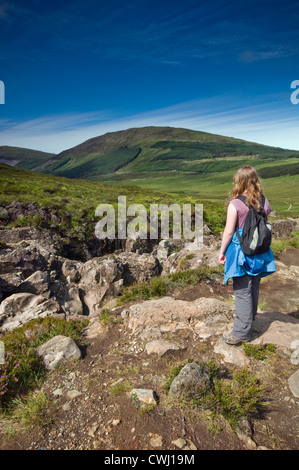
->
[0,146,55,170]
[1,126,299,217]
[37,126,299,182]
[2,127,299,182]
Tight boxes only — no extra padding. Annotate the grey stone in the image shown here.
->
[145,339,183,356]
[0,292,61,332]
[36,335,82,370]
[214,338,250,367]
[169,362,209,397]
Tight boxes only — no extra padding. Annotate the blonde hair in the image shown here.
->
[227,166,263,210]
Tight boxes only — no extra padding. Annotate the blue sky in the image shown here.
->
[0,0,299,153]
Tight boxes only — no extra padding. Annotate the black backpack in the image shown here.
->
[236,195,272,256]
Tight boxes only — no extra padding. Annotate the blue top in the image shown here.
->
[224,228,277,285]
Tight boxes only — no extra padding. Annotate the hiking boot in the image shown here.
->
[222,332,249,345]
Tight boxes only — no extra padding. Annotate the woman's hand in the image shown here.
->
[218,253,226,265]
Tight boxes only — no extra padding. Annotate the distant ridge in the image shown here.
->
[1,126,299,182]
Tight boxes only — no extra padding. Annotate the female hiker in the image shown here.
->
[218,166,276,345]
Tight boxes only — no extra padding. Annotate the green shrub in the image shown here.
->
[0,317,88,408]
[191,368,267,429]
[164,359,267,430]
[243,343,276,360]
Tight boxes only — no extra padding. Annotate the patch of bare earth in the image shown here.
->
[0,250,299,451]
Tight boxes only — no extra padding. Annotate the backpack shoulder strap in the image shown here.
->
[260,194,266,212]
[236,195,247,205]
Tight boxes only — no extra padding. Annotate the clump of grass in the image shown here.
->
[116,265,224,306]
[194,368,267,429]
[164,359,267,430]
[98,308,121,327]
[243,343,276,361]
[109,380,132,396]
[0,317,88,408]
[9,390,54,430]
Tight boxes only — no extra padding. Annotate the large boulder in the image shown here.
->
[36,335,82,370]
[122,296,234,342]
[51,252,162,317]
[0,293,61,332]
[271,219,298,239]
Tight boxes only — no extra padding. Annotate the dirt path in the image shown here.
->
[0,248,299,451]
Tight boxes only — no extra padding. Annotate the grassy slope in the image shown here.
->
[0,164,226,236]
[1,127,299,220]
[40,126,299,181]
[0,146,55,170]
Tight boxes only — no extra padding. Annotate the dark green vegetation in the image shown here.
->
[0,146,55,171]
[1,126,299,219]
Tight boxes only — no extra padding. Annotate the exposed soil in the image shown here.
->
[0,247,299,451]
[0,266,299,452]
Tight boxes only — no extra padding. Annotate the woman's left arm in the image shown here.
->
[218,203,238,265]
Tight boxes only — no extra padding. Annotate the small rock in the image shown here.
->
[129,388,158,405]
[172,438,186,449]
[290,349,299,365]
[288,369,299,398]
[87,423,99,437]
[53,388,64,397]
[149,433,163,447]
[66,390,82,400]
[36,335,82,370]
[145,339,183,356]
[186,440,197,450]
[214,338,250,367]
[169,362,209,397]
[112,419,121,426]
[62,402,71,411]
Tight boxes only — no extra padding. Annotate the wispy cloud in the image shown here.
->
[1,93,298,153]
[1,0,298,65]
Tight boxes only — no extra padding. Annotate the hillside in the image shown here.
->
[0,149,299,451]
[2,126,299,181]
[40,126,299,182]
[1,126,299,218]
[0,146,55,170]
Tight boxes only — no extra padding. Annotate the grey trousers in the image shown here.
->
[231,273,262,340]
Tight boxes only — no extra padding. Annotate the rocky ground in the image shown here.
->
[0,219,299,451]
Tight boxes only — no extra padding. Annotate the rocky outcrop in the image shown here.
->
[122,296,234,343]
[51,252,162,317]
[271,218,298,238]
[0,227,163,328]
[0,292,61,332]
[0,240,50,297]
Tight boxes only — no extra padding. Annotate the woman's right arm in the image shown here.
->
[218,203,237,265]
